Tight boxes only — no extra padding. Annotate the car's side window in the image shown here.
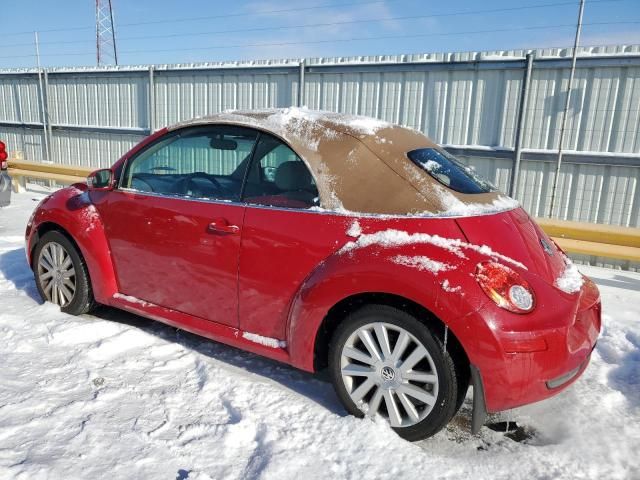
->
[121,126,259,201]
[243,134,319,209]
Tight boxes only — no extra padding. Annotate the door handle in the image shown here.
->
[207,218,239,235]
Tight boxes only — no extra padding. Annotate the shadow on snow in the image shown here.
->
[0,246,344,417]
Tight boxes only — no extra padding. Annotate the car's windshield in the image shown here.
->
[407,148,496,194]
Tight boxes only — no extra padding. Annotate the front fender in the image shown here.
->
[28,183,118,304]
[286,244,489,372]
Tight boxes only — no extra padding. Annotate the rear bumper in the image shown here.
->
[470,276,601,414]
[0,172,10,207]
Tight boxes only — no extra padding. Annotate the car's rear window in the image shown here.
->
[407,148,496,194]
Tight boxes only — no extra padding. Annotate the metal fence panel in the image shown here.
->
[50,129,145,169]
[523,65,640,153]
[0,75,41,124]
[0,125,45,160]
[47,72,149,129]
[512,160,639,227]
[608,66,640,153]
[153,70,298,127]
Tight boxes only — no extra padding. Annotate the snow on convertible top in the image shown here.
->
[214,107,392,152]
[434,190,521,217]
[310,193,521,218]
[242,106,391,136]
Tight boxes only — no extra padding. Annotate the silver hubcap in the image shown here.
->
[37,242,76,307]
[340,322,439,428]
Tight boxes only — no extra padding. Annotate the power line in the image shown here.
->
[0,0,610,48]
[2,21,637,60]
[1,0,630,40]
[115,0,630,38]
[0,0,632,49]
[118,21,640,55]
[1,0,402,36]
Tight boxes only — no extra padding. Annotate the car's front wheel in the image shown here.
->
[33,230,96,315]
[329,304,460,441]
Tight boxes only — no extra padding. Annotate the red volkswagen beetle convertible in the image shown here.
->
[25,109,601,440]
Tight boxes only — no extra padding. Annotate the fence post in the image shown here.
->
[43,70,53,162]
[36,68,51,162]
[510,53,533,199]
[148,66,156,132]
[298,59,306,107]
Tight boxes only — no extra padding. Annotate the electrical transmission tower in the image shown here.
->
[95,0,118,65]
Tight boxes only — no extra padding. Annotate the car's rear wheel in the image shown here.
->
[329,304,459,441]
[34,231,96,315]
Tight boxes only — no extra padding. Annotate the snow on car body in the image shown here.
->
[24,108,601,440]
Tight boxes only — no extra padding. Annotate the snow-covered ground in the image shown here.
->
[1,191,639,480]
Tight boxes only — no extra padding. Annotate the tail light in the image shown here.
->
[0,141,7,170]
[475,261,535,313]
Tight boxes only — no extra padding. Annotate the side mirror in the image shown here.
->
[87,169,114,191]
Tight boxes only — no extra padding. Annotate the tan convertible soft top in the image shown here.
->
[169,108,515,216]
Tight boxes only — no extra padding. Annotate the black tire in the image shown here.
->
[33,230,97,315]
[329,304,460,441]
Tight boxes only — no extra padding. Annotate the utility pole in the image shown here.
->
[510,53,534,199]
[548,0,585,217]
[96,0,118,65]
[34,32,51,162]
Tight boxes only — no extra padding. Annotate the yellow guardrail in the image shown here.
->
[536,218,640,248]
[7,160,640,262]
[537,218,640,262]
[8,160,92,190]
[551,237,640,262]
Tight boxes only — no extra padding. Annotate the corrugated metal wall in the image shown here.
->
[1,46,639,240]
[301,68,527,148]
[153,70,298,126]
[0,75,42,124]
[47,72,149,129]
[50,130,142,168]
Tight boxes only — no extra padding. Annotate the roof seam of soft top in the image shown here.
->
[340,129,431,204]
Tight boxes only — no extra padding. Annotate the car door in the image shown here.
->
[238,133,350,340]
[93,125,259,327]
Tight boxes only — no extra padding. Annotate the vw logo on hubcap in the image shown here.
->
[381,366,396,381]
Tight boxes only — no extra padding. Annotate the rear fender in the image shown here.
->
[29,184,118,304]
[286,245,487,372]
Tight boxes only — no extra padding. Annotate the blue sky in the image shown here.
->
[0,0,638,68]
